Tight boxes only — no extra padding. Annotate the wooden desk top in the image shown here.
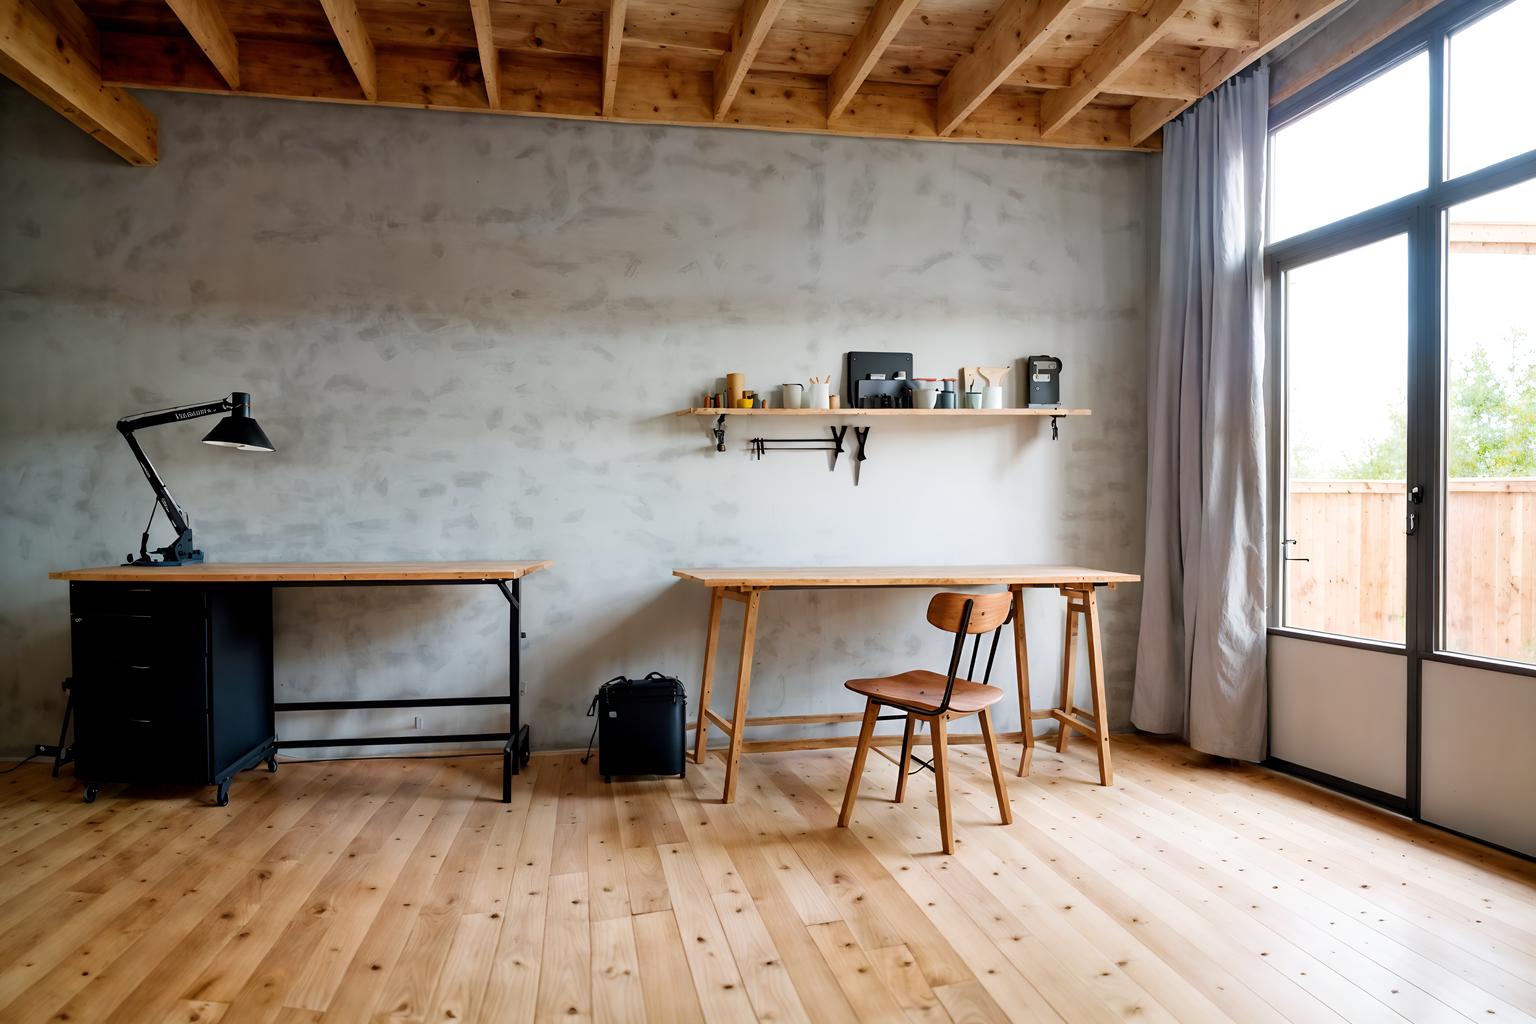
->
[50,561,553,583]
[672,565,1140,588]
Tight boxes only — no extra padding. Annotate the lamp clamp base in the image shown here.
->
[126,526,204,566]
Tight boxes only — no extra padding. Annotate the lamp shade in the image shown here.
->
[202,413,275,451]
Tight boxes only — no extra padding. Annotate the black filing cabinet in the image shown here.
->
[69,582,277,805]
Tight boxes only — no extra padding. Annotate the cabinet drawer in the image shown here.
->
[74,705,210,784]
[70,582,206,617]
[72,614,208,712]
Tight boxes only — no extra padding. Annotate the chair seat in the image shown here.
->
[844,670,1005,715]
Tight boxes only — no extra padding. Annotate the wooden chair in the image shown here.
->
[837,592,1014,854]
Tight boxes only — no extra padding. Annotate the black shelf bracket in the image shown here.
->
[1050,415,1061,441]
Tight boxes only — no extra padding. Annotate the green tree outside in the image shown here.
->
[1294,329,1535,480]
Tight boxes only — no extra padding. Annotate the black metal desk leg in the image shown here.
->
[496,578,530,803]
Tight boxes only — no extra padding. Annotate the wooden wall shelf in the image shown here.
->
[675,407,1091,417]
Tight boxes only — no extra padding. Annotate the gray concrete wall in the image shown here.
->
[0,84,1154,759]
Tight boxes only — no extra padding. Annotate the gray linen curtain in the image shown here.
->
[1131,67,1269,761]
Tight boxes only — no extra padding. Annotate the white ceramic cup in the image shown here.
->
[983,385,1005,409]
[780,383,803,409]
[912,387,938,410]
[808,382,830,409]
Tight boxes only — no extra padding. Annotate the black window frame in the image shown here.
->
[1264,0,1536,820]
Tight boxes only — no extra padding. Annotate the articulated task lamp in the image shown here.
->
[117,391,275,566]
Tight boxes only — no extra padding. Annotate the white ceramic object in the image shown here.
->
[808,382,830,409]
[912,388,939,410]
[780,383,803,409]
[983,385,1005,408]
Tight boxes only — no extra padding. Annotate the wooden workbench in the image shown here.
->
[674,564,1140,803]
[50,560,552,804]
[50,560,552,583]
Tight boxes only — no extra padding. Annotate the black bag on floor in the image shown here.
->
[581,672,687,782]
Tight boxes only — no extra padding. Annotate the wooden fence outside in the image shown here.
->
[1285,478,1536,662]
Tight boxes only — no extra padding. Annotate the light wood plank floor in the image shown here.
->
[1,734,1533,1023]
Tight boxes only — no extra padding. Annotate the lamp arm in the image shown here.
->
[115,395,236,557]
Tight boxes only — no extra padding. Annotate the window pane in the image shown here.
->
[1282,235,1410,644]
[1448,0,1536,179]
[1443,176,1536,666]
[1270,53,1429,243]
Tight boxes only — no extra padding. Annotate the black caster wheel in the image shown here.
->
[266,756,278,773]
[215,781,231,807]
[83,784,99,804]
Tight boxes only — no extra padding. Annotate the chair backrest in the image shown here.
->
[927,592,1013,635]
[883,592,1014,718]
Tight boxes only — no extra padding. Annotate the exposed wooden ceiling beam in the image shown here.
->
[827,0,923,120]
[1128,95,1190,143]
[162,0,239,90]
[317,0,377,101]
[97,32,1160,152]
[1201,0,1351,93]
[1129,0,1352,146]
[0,0,157,164]
[936,0,1082,137]
[468,0,499,108]
[603,0,627,116]
[713,0,788,119]
[1040,0,1188,136]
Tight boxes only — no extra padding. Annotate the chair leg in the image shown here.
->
[893,714,916,803]
[978,707,1012,825]
[838,700,881,828]
[931,715,954,855]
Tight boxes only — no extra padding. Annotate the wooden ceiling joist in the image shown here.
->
[602,0,626,116]
[161,0,237,88]
[94,32,1159,151]
[936,0,1083,137]
[1129,95,1191,143]
[0,0,1287,154]
[1127,0,1353,145]
[826,0,924,120]
[1202,0,1351,94]
[713,0,788,119]
[0,0,157,164]
[1040,0,1188,136]
[316,0,376,100]
[467,0,499,108]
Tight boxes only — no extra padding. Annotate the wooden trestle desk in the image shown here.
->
[674,565,1140,803]
[49,561,550,806]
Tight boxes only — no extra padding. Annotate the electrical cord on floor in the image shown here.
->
[1,752,42,774]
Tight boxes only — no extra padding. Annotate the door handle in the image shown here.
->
[1281,538,1309,563]
[1407,483,1424,535]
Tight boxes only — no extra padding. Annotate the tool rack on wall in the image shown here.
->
[675,407,1093,484]
[678,407,1092,449]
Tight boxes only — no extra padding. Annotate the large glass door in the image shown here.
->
[1266,0,1536,845]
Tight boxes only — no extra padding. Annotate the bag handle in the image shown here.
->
[581,676,624,765]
